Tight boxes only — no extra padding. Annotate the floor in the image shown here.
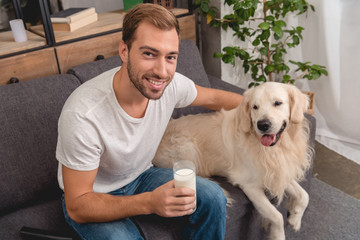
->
[313,141,360,200]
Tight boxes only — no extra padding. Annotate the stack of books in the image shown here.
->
[51,7,98,32]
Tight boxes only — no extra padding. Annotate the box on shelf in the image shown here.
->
[52,12,98,32]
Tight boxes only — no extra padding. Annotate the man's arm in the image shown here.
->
[62,166,196,223]
[190,84,243,111]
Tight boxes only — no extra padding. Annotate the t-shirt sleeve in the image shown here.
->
[172,72,197,108]
[56,110,102,171]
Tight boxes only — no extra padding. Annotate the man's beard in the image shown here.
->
[127,58,171,100]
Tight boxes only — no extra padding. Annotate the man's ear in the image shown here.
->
[118,40,128,63]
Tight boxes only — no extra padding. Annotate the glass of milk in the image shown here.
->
[173,160,197,213]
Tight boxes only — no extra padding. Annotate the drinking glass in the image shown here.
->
[173,160,197,212]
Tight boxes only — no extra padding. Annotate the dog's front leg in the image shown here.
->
[285,181,309,231]
[242,186,285,240]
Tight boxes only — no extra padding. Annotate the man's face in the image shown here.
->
[126,21,179,100]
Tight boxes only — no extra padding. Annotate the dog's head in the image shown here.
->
[238,82,309,147]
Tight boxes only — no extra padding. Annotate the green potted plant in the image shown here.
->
[195,0,328,114]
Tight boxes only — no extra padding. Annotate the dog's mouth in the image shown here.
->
[260,122,287,147]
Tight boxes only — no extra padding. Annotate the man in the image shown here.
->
[56,3,243,239]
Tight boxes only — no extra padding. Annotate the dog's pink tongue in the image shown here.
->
[261,135,276,146]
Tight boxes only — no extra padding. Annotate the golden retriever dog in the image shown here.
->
[153,82,312,240]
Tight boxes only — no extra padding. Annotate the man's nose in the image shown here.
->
[153,58,168,78]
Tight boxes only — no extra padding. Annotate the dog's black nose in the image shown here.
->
[257,119,271,132]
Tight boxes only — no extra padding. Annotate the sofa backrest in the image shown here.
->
[0,75,80,215]
[67,40,211,87]
[67,39,213,118]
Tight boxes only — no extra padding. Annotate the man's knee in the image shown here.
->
[196,177,227,210]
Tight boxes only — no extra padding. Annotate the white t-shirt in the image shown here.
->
[56,67,197,193]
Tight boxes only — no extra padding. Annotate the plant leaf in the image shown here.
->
[252,38,261,46]
[258,22,271,30]
[213,52,223,58]
[273,25,283,38]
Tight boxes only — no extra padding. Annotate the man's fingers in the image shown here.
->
[172,186,196,197]
[163,200,196,217]
[151,180,196,217]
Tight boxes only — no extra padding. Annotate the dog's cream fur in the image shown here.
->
[153,82,312,240]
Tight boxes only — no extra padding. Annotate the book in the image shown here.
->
[50,7,96,24]
[52,12,98,32]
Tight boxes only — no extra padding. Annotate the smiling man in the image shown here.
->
[56,3,243,240]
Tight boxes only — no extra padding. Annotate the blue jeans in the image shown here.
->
[62,167,227,240]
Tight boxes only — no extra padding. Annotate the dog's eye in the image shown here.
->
[274,101,282,106]
[253,105,258,110]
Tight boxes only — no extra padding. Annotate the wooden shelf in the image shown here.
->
[56,31,123,74]
[29,8,189,43]
[0,30,46,56]
[0,7,195,85]
[0,47,58,85]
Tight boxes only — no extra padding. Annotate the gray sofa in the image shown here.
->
[0,39,315,240]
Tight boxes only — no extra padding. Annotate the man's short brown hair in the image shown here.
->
[122,3,180,50]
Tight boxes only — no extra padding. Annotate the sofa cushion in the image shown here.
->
[67,39,211,89]
[67,56,123,84]
[0,199,78,240]
[176,39,210,88]
[0,75,81,215]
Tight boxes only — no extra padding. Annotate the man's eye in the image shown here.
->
[168,56,177,60]
[144,52,154,57]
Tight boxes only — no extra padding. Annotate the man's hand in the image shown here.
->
[149,180,196,217]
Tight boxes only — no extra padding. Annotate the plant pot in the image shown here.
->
[123,0,143,11]
[303,91,315,115]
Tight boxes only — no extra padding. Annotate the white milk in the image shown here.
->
[174,168,196,190]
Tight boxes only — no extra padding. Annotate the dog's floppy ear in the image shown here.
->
[287,85,309,124]
[237,88,253,133]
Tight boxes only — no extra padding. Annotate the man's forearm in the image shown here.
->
[66,191,152,223]
[192,85,243,111]
[213,89,243,111]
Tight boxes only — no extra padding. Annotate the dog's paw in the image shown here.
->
[269,227,285,240]
[261,218,285,240]
[287,198,308,231]
[287,213,302,231]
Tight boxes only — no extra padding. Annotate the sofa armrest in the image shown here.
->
[20,226,74,240]
[172,73,245,119]
[207,74,245,95]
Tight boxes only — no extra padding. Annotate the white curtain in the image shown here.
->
[298,0,360,164]
[221,0,360,164]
